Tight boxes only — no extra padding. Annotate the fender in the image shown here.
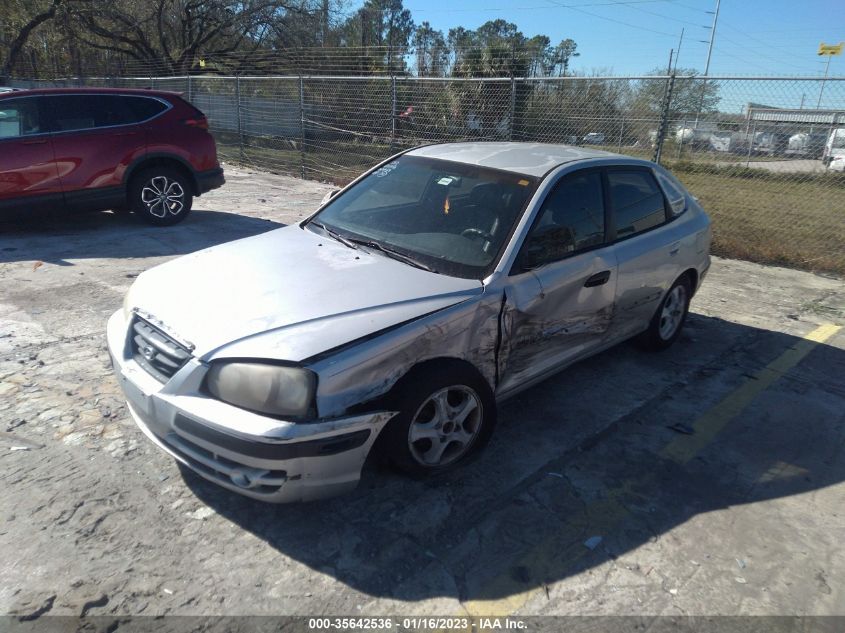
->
[123,152,200,194]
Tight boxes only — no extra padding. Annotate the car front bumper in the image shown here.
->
[107,310,394,503]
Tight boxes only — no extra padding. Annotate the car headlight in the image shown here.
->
[205,362,317,418]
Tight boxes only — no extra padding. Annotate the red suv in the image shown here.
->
[0,88,224,225]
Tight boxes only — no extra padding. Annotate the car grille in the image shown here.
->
[131,316,192,382]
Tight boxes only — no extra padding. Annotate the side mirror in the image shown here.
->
[320,189,340,206]
[518,242,546,271]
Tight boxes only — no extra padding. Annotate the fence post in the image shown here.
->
[746,120,756,168]
[299,76,306,180]
[617,118,624,153]
[652,73,676,164]
[236,75,244,162]
[186,74,192,103]
[509,76,517,141]
[390,75,397,154]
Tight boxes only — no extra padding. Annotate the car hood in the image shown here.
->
[128,224,483,361]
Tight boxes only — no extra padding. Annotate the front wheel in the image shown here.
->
[381,365,496,477]
[638,275,692,351]
[129,168,193,226]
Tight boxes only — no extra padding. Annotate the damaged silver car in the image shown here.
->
[107,142,711,502]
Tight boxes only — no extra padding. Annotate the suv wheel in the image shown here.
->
[130,167,193,226]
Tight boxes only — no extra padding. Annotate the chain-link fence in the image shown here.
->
[9,74,845,275]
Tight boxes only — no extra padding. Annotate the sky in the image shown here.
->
[397,0,845,78]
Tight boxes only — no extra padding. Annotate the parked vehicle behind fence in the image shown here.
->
[108,142,711,503]
[0,87,224,224]
[823,127,845,168]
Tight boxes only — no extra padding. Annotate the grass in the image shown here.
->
[213,133,845,277]
[671,170,845,276]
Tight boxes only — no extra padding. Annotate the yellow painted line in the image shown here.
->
[451,322,841,619]
[661,323,841,464]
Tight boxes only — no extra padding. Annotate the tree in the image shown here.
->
[524,35,551,77]
[631,66,721,118]
[551,38,579,77]
[0,0,84,81]
[63,0,288,75]
[413,22,448,77]
[339,0,414,74]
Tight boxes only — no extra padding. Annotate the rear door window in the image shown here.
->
[607,170,668,238]
[0,97,43,138]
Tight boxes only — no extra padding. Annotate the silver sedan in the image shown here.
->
[107,142,711,502]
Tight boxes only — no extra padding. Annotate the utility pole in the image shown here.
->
[695,0,720,128]
[675,28,685,72]
[703,0,721,76]
[817,54,832,109]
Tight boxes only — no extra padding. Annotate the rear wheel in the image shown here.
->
[129,167,193,226]
[638,275,692,351]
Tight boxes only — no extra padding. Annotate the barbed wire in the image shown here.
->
[8,73,844,276]
[9,45,843,80]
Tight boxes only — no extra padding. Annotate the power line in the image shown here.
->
[406,0,683,13]
[541,0,678,37]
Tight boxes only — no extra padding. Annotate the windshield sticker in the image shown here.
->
[518,179,530,186]
[436,176,454,185]
[373,162,398,178]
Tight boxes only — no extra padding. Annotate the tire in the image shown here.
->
[129,167,193,226]
[638,275,692,351]
[380,364,496,478]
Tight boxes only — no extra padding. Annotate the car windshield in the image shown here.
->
[307,155,538,279]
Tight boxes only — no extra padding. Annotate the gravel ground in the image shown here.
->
[1,164,844,621]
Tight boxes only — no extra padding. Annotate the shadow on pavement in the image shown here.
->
[0,209,285,264]
[182,315,845,604]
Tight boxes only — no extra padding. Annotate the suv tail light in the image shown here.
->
[182,116,209,130]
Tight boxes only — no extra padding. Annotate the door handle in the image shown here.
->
[22,139,48,145]
[584,270,611,287]
[669,242,680,256]
[114,131,138,137]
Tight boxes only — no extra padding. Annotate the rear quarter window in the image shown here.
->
[125,96,168,121]
[607,170,668,238]
[654,169,688,217]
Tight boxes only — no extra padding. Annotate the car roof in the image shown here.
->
[406,142,626,177]
[0,87,181,99]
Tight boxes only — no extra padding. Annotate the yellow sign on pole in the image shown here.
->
[818,42,844,56]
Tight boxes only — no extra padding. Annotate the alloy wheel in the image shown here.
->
[407,385,483,467]
[141,176,185,218]
[659,284,687,340]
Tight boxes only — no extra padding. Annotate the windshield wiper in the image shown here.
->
[310,221,358,250]
[348,238,435,273]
